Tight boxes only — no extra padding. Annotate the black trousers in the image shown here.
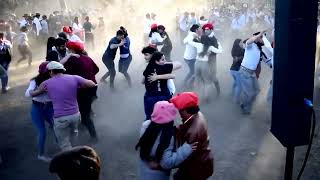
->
[77,86,98,139]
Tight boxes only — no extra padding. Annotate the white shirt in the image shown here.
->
[179,16,189,32]
[144,18,152,34]
[241,42,261,70]
[199,19,208,27]
[183,32,198,60]
[0,40,12,50]
[69,34,83,43]
[187,39,223,62]
[149,32,165,51]
[18,19,28,27]
[40,20,49,34]
[32,17,42,36]
[72,23,83,34]
[16,32,29,46]
[25,80,51,103]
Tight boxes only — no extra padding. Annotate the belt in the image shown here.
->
[240,66,255,74]
[32,100,51,105]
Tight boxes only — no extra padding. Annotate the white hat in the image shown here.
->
[47,61,66,71]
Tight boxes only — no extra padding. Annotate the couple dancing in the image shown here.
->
[136,92,214,180]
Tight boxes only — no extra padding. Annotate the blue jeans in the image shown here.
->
[184,59,196,85]
[119,55,132,86]
[30,101,54,155]
[239,69,260,114]
[230,70,241,104]
[102,55,116,88]
[0,63,9,90]
[144,93,171,120]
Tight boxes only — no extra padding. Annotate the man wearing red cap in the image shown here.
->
[63,41,100,142]
[202,23,221,96]
[170,92,214,180]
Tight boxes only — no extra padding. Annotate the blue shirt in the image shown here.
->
[103,37,120,60]
[120,36,131,56]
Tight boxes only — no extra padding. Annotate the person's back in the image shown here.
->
[175,112,213,180]
[43,74,82,118]
[104,37,119,60]
[64,55,99,83]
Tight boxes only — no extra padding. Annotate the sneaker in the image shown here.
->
[1,86,10,94]
[37,155,52,162]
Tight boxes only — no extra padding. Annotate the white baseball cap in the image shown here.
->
[46,61,66,71]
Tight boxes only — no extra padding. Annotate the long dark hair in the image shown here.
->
[231,39,245,57]
[199,35,212,57]
[46,37,56,56]
[120,26,128,38]
[32,73,51,86]
[135,121,174,162]
[149,27,158,38]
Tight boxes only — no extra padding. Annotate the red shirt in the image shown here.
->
[64,55,99,83]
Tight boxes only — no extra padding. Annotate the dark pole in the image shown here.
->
[284,147,295,180]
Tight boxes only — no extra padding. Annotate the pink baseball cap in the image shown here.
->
[151,101,177,124]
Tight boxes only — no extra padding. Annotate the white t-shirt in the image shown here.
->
[144,18,152,34]
[16,32,29,46]
[69,34,83,43]
[72,23,83,34]
[32,17,42,36]
[149,32,165,51]
[19,19,28,27]
[179,16,189,32]
[25,80,51,103]
[183,32,198,60]
[241,42,261,70]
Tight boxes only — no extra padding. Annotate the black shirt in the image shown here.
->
[230,45,245,71]
[0,45,11,65]
[143,63,173,96]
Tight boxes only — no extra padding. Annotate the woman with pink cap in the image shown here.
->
[25,62,55,162]
[136,101,197,180]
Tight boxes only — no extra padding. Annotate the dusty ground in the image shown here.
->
[0,31,319,180]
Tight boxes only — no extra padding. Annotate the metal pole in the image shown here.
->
[284,147,295,180]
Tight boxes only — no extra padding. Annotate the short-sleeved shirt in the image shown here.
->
[143,63,173,96]
[41,74,86,118]
[103,37,120,61]
[241,43,261,71]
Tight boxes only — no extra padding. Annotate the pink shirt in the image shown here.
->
[41,74,86,118]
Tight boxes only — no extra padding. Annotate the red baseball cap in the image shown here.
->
[170,92,199,110]
[66,41,84,52]
[62,26,72,33]
[202,23,214,30]
[150,23,158,29]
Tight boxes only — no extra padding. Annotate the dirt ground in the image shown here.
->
[0,32,319,180]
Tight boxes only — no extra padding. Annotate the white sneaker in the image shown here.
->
[37,155,52,162]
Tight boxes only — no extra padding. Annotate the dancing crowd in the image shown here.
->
[0,2,277,180]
